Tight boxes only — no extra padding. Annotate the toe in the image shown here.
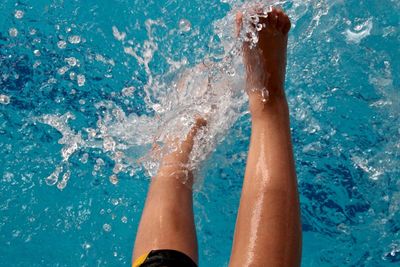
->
[276,9,286,31]
[235,12,243,37]
[194,116,207,129]
[267,8,278,28]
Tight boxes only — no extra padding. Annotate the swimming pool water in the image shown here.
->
[1,0,399,266]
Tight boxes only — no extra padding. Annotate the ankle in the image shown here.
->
[249,93,289,120]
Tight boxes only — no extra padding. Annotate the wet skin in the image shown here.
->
[229,7,301,267]
[133,6,301,267]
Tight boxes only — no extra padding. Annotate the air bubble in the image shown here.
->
[179,19,191,32]
[121,216,128,224]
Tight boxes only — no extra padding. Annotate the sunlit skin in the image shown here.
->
[229,7,301,267]
[133,117,206,264]
[133,6,301,267]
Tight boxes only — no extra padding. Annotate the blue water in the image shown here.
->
[1,0,399,266]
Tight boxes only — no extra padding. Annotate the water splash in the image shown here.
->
[2,0,398,265]
[36,3,282,187]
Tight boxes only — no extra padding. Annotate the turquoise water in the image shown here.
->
[1,0,399,266]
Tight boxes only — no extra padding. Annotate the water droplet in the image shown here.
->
[9,28,18,37]
[68,35,81,44]
[261,88,269,103]
[226,68,235,76]
[122,86,135,97]
[65,57,77,67]
[179,19,191,33]
[45,166,62,186]
[80,153,89,163]
[121,216,128,224]
[109,174,118,185]
[0,95,10,105]
[111,198,119,206]
[103,223,112,232]
[95,158,105,167]
[14,10,24,19]
[77,74,86,86]
[112,26,126,41]
[57,40,67,49]
[251,32,259,44]
[3,172,14,182]
[33,49,41,57]
[57,66,69,75]
[103,136,116,151]
[82,242,91,250]
[113,163,123,174]
[57,180,67,190]
[33,60,41,68]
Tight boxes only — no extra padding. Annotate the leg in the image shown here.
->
[133,118,206,264]
[229,8,301,267]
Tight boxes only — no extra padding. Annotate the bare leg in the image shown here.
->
[229,8,301,267]
[133,118,206,264]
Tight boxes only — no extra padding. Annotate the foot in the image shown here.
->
[158,117,207,182]
[237,7,291,117]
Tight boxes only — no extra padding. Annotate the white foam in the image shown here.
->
[344,18,373,44]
